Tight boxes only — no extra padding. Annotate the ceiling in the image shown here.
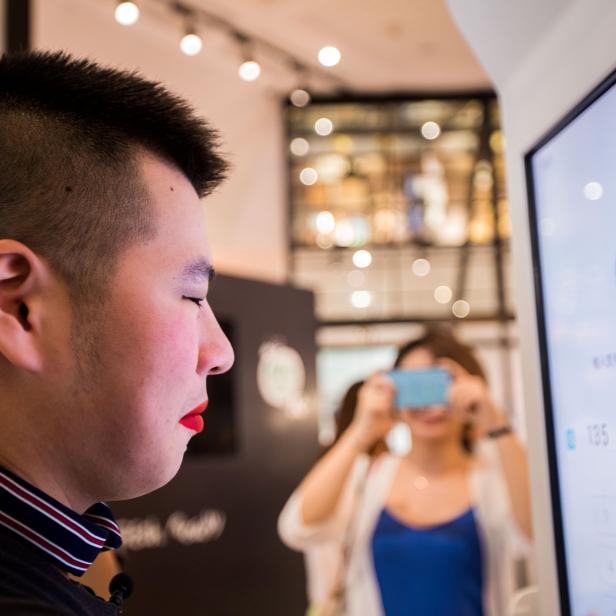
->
[185,0,492,93]
[447,0,576,92]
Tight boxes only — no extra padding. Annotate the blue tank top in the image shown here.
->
[371,507,484,616]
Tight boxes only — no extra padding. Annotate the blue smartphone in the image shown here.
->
[387,368,451,409]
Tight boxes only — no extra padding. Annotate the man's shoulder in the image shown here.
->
[0,527,118,616]
[0,594,68,615]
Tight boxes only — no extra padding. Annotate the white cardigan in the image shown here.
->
[278,441,532,616]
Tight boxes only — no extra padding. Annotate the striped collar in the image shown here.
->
[0,466,122,577]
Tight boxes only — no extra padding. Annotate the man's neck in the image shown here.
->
[0,452,92,513]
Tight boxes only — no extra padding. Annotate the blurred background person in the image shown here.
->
[279,327,532,616]
[293,381,388,616]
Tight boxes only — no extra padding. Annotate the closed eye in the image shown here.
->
[183,296,205,308]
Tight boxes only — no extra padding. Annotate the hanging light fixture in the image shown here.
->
[180,29,203,56]
[115,1,140,26]
[290,88,311,108]
[235,32,261,82]
[318,45,341,67]
[239,60,261,81]
[289,62,311,107]
[112,2,348,92]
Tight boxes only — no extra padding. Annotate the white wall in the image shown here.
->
[447,1,616,613]
[32,0,288,283]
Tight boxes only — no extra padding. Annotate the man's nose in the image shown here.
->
[197,305,234,376]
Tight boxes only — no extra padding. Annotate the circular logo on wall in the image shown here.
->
[257,341,307,417]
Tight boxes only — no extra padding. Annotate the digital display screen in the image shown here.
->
[527,71,616,615]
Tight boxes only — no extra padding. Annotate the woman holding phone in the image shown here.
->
[278,327,532,616]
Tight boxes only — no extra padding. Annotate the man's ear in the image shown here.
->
[0,240,50,373]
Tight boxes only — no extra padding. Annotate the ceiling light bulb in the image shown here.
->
[434,285,452,304]
[239,60,261,82]
[315,117,334,136]
[452,300,471,318]
[351,290,372,309]
[335,221,355,247]
[180,33,203,56]
[412,258,431,277]
[421,121,441,140]
[290,138,310,156]
[352,250,372,269]
[316,211,335,234]
[290,89,311,108]
[318,46,341,67]
[115,1,140,26]
[299,168,318,186]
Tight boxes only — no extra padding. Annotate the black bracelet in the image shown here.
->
[487,425,513,439]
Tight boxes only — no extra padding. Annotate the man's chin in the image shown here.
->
[107,457,184,502]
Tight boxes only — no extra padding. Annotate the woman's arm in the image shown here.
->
[488,426,533,540]
[446,362,533,540]
[298,374,396,526]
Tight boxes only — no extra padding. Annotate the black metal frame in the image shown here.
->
[524,63,616,616]
[5,0,30,52]
[317,312,514,328]
[286,91,517,419]
[284,90,509,325]
[291,89,495,106]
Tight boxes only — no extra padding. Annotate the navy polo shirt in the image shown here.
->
[0,465,124,614]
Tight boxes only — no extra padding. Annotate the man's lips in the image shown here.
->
[179,401,208,433]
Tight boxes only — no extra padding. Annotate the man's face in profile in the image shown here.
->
[60,154,234,504]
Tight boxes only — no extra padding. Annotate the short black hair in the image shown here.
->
[0,50,228,297]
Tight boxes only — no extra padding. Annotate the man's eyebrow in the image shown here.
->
[179,259,216,283]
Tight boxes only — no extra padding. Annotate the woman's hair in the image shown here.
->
[322,380,386,457]
[333,381,365,444]
[394,325,486,382]
[395,325,486,452]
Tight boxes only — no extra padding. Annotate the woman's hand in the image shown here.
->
[346,372,396,452]
[293,373,396,527]
[439,359,533,539]
[440,358,508,438]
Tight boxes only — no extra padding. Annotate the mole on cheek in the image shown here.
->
[170,186,174,192]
